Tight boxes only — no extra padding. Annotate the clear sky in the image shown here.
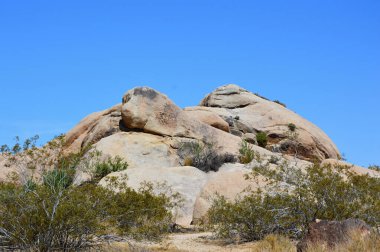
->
[0,0,379,167]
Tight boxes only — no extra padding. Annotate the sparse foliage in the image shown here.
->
[288,123,296,132]
[93,156,128,181]
[239,140,256,164]
[273,100,287,107]
[256,132,268,148]
[369,165,380,172]
[178,140,236,172]
[0,136,177,250]
[208,162,380,242]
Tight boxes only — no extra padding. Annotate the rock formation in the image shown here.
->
[1,84,378,225]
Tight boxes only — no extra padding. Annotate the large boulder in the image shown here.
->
[65,104,122,153]
[189,84,340,161]
[94,132,179,169]
[99,166,209,226]
[121,87,271,157]
[297,219,372,251]
[183,108,230,132]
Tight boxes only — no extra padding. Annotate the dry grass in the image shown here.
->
[94,231,380,252]
[249,234,296,252]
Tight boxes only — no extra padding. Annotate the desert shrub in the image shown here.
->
[288,123,296,132]
[239,140,256,164]
[0,181,106,251]
[253,234,295,252]
[104,181,176,241]
[269,155,280,164]
[254,93,270,101]
[256,132,268,148]
[178,141,236,172]
[0,136,175,250]
[369,165,380,172]
[273,100,287,107]
[0,177,175,250]
[93,156,128,181]
[208,162,380,242]
[43,168,73,189]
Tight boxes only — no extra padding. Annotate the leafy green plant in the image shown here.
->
[93,156,128,181]
[0,136,176,250]
[256,132,268,148]
[239,140,256,164]
[288,123,296,132]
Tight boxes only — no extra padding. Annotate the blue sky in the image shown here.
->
[0,0,379,167]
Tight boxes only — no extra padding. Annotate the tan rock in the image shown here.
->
[192,163,266,223]
[183,108,230,132]
[121,87,261,156]
[192,84,340,161]
[94,132,179,169]
[64,104,122,153]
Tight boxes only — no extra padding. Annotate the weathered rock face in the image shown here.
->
[57,84,358,225]
[120,87,258,156]
[65,104,122,153]
[94,132,179,169]
[189,84,341,161]
[297,219,372,252]
[182,108,230,132]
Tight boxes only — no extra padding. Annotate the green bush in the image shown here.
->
[288,123,296,132]
[208,162,380,242]
[0,178,175,250]
[178,141,236,172]
[93,156,128,181]
[0,136,174,250]
[369,165,380,172]
[256,132,268,148]
[273,100,287,107]
[239,140,256,164]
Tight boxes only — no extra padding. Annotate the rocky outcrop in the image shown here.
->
[57,84,361,225]
[190,84,341,161]
[120,87,244,155]
[297,219,372,251]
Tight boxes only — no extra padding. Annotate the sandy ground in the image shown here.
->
[103,232,269,252]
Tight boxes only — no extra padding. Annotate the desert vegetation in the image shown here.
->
[207,159,380,247]
[0,136,177,251]
[177,140,235,172]
[256,132,268,148]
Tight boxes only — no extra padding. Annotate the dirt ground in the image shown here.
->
[102,232,292,252]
